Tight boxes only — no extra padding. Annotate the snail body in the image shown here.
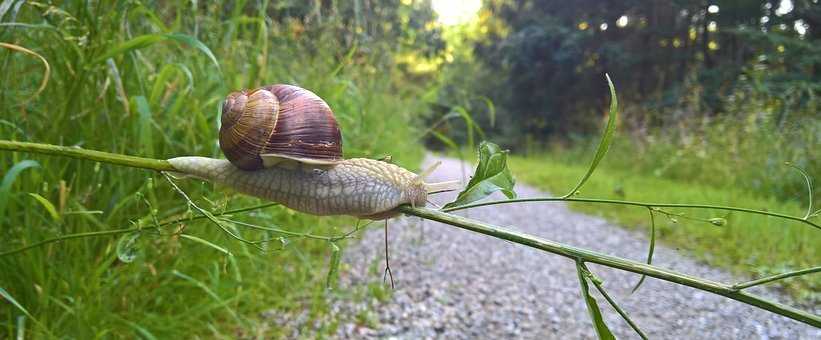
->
[168,156,427,219]
[169,84,457,219]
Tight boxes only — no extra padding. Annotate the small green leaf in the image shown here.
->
[116,232,142,263]
[180,234,233,256]
[564,74,619,198]
[444,141,516,209]
[326,242,342,290]
[576,263,616,340]
[27,193,60,222]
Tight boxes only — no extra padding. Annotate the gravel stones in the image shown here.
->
[273,155,820,339]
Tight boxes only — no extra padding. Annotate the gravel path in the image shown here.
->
[315,155,818,338]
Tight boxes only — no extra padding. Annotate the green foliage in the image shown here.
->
[565,74,618,198]
[444,141,516,209]
[0,1,436,337]
[445,0,820,147]
[510,153,820,302]
[575,263,616,340]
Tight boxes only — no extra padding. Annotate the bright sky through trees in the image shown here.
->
[431,0,482,25]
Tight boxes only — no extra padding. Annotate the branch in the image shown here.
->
[443,197,821,231]
[2,139,819,327]
[733,266,821,290]
[0,140,175,171]
[399,205,821,328]
[0,203,280,257]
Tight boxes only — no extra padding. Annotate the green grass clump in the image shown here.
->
[1,2,427,338]
[509,154,820,302]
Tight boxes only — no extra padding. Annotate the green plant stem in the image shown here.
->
[0,140,175,171]
[0,203,280,256]
[399,205,821,328]
[733,266,821,290]
[443,197,821,230]
[580,262,648,340]
[2,140,819,327]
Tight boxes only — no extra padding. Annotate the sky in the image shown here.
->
[431,0,482,26]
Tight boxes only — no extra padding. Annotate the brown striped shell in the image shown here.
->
[219,84,343,170]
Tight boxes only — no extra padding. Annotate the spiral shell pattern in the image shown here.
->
[219,84,343,170]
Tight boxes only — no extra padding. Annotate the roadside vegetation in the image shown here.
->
[2,0,819,337]
[430,0,819,303]
[1,1,433,337]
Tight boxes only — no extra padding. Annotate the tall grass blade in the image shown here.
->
[785,162,814,219]
[453,106,485,152]
[172,270,242,324]
[122,320,158,340]
[480,96,496,127]
[0,42,50,104]
[575,263,616,340]
[0,287,33,319]
[134,96,155,158]
[564,74,618,198]
[0,160,39,221]
[180,234,233,256]
[92,34,221,73]
[27,193,60,222]
[15,315,25,340]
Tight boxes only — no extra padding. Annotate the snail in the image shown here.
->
[167,84,460,220]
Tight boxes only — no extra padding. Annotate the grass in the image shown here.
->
[508,153,820,302]
[1,1,426,338]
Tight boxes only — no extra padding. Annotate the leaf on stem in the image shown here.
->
[116,232,142,263]
[444,141,516,209]
[632,208,656,294]
[576,262,616,340]
[564,74,619,198]
[325,242,342,290]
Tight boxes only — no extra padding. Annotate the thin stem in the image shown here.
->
[443,197,820,231]
[400,206,821,327]
[163,173,264,249]
[631,208,656,294]
[383,219,395,289]
[733,266,821,290]
[3,140,819,327]
[4,139,814,230]
[784,163,814,220]
[580,262,648,340]
[0,140,175,171]
[0,203,280,257]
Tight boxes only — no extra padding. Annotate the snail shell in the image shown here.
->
[219,84,343,170]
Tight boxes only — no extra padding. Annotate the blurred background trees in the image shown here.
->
[449,0,820,142]
[428,0,819,204]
